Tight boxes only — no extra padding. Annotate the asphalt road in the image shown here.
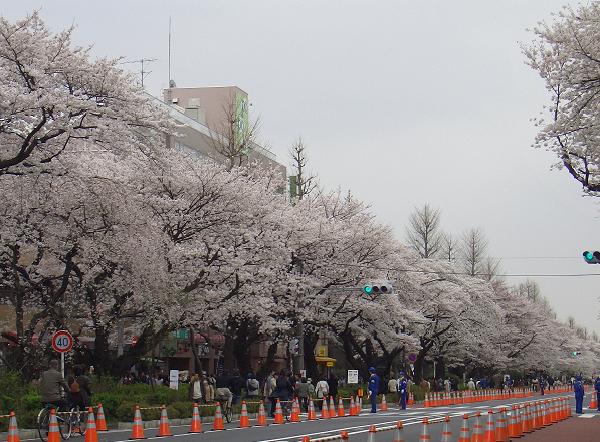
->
[43,391,590,442]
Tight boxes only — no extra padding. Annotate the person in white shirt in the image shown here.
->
[315,376,329,410]
[467,378,476,390]
[387,377,398,403]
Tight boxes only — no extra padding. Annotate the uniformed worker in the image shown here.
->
[367,367,380,413]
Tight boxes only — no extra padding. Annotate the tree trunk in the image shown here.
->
[304,331,319,379]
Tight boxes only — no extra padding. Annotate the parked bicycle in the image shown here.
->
[37,404,85,442]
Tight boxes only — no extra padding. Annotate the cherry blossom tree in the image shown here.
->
[0,12,171,175]
[524,3,600,195]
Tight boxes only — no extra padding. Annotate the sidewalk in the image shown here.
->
[519,415,599,442]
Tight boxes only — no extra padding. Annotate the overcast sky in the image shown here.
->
[5,1,600,335]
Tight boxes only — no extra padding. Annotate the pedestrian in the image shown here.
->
[307,377,316,400]
[398,372,408,410]
[297,377,310,412]
[315,376,329,411]
[467,378,476,390]
[263,371,276,400]
[229,369,244,405]
[595,375,600,412]
[444,378,451,393]
[328,373,339,401]
[574,374,584,414]
[367,367,380,413]
[267,372,280,417]
[387,375,398,404]
[188,373,202,403]
[539,376,546,396]
[246,372,260,399]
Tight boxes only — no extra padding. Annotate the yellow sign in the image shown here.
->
[326,361,334,367]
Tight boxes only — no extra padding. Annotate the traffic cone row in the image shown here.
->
[425,388,536,407]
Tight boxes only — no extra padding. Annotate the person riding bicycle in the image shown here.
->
[40,360,70,410]
[68,365,92,409]
[215,372,233,410]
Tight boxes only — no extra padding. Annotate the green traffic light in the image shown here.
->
[584,251,593,261]
[363,285,373,294]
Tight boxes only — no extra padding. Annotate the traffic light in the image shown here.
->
[583,251,600,264]
[363,283,394,295]
[572,351,582,356]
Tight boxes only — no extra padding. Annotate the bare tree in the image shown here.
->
[567,316,576,329]
[481,257,502,282]
[208,93,260,170]
[289,137,318,200]
[440,231,457,262]
[460,228,487,276]
[405,204,442,258]
[516,279,542,303]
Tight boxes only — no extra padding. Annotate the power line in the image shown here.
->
[329,262,600,278]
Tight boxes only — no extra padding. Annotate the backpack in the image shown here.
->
[70,379,80,393]
[248,378,259,392]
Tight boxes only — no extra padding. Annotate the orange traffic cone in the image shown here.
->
[534,402,543,429]
[189,403,203,433]
[551,399,559,423]
[367,425,377,442]
[424,393,430,407]
[321,398,330,419]
[458,414,470,442]
[408,392,415,406]
[441,416,452,442]
[308,400,317,421]
[337,397,345,417]
[349,396,356,416]
[329,396,336,416]
[240,401,250,428]
[381,394,388,411]
[95,404,108,431]
[290,398,300,423]
[340,430,350,440]
[213,403,224,431]
[7,412,20,442]
[496,407,509,442]
[273,399,284,424]
[130,406,145,440]
[47,409,61,442]
[589,391,598,409]
[420,417,431,441]
[471,412,483,442]
[157,406,171,437]
[483,410,495,442]
[256,401,267,426]
[393,420,405,442]
[84,407,98,442]
[508,405,521,439]
[542,401,550,426]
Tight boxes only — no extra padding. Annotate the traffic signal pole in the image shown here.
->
[294,321,305,373]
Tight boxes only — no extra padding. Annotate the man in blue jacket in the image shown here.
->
[367,367,380,413]
[574,374,584,414]
[398,372,408,410]
[594,376,600,411]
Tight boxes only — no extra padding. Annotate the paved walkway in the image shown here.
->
[519,411,600,442]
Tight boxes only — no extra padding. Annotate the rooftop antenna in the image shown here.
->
[168,16,173,87]
[121,58,157,88]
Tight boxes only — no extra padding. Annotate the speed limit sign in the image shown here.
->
[51,330,73,353]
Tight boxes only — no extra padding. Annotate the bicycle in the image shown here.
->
[37,404,79,442]
[214,397,233,423]
[280,400,292,422]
